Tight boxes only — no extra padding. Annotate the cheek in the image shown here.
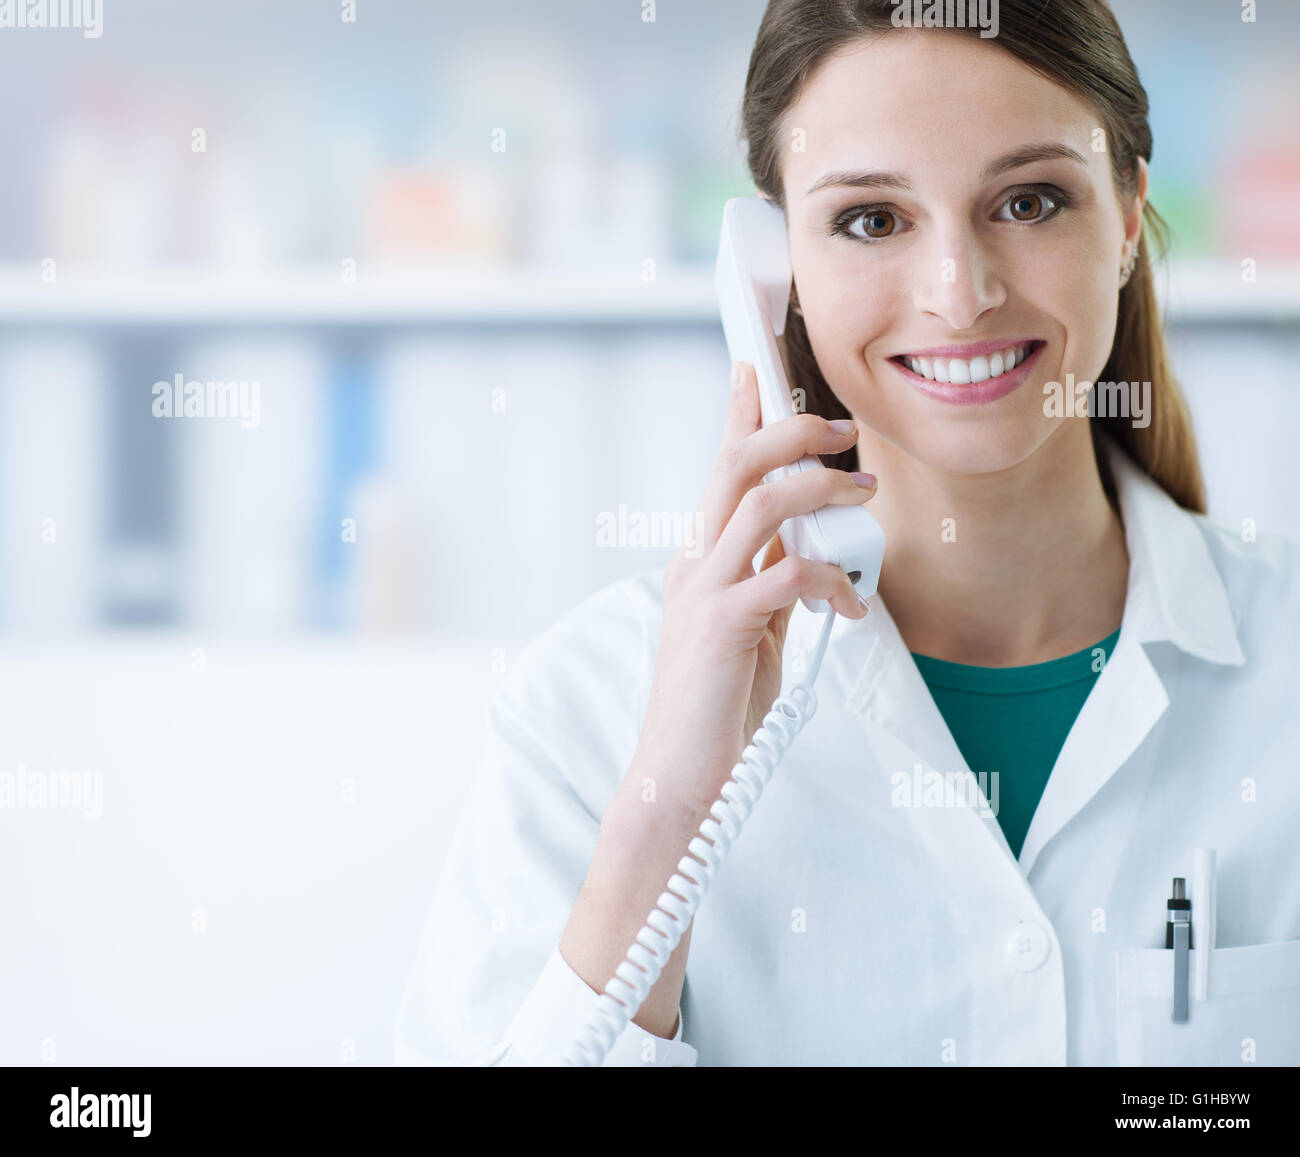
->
[1036,250,1120,379]
[1028,221,1124,372]
[801,299,885,386]
[795,254,901,369]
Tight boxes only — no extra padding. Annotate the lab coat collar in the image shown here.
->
[1100,432,1244,667]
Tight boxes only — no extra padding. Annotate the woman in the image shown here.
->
[396,0,1300,1065]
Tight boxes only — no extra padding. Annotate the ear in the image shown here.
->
[1123,156,1149,253]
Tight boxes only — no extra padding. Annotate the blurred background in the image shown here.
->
[1,0,1297,1065]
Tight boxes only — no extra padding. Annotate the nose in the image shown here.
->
[911,226,1006,330]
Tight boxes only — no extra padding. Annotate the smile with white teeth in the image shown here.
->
[898,342,1035,384]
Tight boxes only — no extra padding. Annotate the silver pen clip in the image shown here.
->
[1166,876,1191,1023]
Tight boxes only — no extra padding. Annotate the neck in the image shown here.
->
[858,424,1129,666]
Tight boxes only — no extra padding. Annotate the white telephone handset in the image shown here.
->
[561,197,882,1067]
[714,196,885,610]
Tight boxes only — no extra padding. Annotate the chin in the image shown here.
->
[878,415,1052,478]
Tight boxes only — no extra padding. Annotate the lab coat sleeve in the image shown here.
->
[496,942,695,1066]
[394,570,699,1067]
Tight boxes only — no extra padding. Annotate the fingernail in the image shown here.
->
[850,472,877,488]
[857,594,871,613]
[730,362,740,388]
[829,419,855,434]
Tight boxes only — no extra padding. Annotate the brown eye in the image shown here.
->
[830,205,913,243]
[861,210,896,237]
[1009,193,1045,221]
[995,187,1067,225]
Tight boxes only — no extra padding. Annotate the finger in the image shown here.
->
[719,361,761,451]
[700,398,859,554]
[736,554,868,623]
[698,362,762,547]
[729,407,863,485]
[708,465,878,585]
[760,534,797,645]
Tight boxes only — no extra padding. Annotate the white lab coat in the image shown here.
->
[395,433,1300,1066]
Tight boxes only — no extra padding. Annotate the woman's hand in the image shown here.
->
[628,360,878,826]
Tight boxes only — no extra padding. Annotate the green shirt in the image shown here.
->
[910,629,1121,859]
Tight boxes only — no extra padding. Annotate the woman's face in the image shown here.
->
[780,30,1146,475]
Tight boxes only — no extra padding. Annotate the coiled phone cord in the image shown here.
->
[561,607,839,1067]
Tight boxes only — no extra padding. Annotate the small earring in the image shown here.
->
[1119,245,1137,288]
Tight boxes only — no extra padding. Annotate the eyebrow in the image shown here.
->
[804,141,1089,197]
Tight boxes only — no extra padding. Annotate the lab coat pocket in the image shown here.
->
[1115,940,1300,1065]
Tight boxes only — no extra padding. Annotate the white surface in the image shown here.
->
[0,633,520,1065]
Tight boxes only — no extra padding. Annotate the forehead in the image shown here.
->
[780,30,1105,198]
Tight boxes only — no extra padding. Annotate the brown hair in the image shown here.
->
[739,0,1206,512]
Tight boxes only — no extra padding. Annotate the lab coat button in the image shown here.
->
[1006,922,1050,972]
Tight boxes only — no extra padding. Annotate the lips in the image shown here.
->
[889,340,1045,385]
[889,340,1045,406]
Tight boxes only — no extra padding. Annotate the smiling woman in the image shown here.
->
[745,0,1201,508]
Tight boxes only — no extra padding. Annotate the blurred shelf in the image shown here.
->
[0,259,1297,326]
[1152,261,1300,323]
[0,264,720,326]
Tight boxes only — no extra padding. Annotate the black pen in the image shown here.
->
[1166,877,1191,1023]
